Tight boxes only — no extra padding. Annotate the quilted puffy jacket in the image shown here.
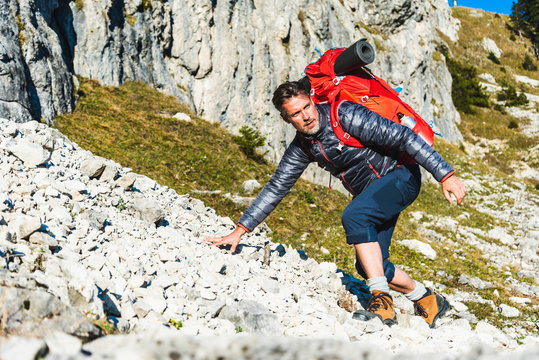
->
[238,101,454,232]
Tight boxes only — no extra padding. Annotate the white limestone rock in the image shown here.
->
[399,239,437,260]
[482,38,502,58]
[242,179,261,194]
[5,139,49,168]
[80,156,106,179]
[0,336,48,360]
[132,197,165,224]
[44,331,82,356]
[458,275,492,290]
[133,175,157,192]
[173,112,191,121]
[487,227,514,245]
[479,73,496,83]
[498,304,520,318]
[10,215,42,240]
[29,231,59,250]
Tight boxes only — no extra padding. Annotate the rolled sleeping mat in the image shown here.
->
[333,38,375,75]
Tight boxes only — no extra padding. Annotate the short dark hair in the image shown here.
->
[272,81,309,113]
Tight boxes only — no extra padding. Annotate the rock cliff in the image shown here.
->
[1,0,462,175]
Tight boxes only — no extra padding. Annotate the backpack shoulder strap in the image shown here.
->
[330,99,363,149]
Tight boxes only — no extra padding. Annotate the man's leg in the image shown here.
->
[343,165,422,325]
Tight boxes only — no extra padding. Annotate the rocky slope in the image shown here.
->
[0,118,537,359]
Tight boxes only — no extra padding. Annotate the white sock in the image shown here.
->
[405,280,428,301]
[367,276,390,293]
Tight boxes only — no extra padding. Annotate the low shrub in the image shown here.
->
[497,84,529,107]
[522,54,537,71]
[508,120,519,129]
[233,126,267,158]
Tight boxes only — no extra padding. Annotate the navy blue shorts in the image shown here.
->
[341,165,421,281]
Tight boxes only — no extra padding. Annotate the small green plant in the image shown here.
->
[487,52,501,64]
[233,126,266,158]
[169,319,183,330]
[522,54,537,71]
[497,84,529,107]
[508,120,519,129]
[500,66,506,73]
[91,317,118,335]
[509,34,516,41]
[117,198,126,211]
[15,14,26,49]
[236,326,243,333]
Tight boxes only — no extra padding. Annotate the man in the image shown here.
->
[206,81,466,328]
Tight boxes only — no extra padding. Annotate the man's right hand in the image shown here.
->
[204,226,246,253]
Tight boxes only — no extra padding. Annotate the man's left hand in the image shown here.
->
[442,175,466,205]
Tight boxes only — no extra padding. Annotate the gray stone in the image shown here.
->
[100,162,119,182]
[133,197,164,224]
[116,173,138,189]
[29,231,59,250]
[133,175,157,192]
[44,331,82,355]
[498,304,520,318]
[482,38,502,58]
[0,336,48,360]
[5,139,49,168]
[80,156,106,178]
[173,112,191,121]
[242,179,261,194]
[0,284,101,341]
[219,300,283,334]
[458,275,492,290]
[11,215,42,240]
[399,239,436,260]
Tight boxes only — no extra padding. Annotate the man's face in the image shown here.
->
[281,94,320,135]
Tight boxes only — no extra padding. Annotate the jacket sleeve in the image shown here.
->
[338,101,454,182]
[238,136,312,232]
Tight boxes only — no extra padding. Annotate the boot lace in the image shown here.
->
[414,303,428,318]
[367,292,392,312]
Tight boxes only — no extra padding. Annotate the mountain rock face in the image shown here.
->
[1,0,462,186]
[0,118,537,358]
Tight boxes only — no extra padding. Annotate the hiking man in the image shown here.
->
[206,81,466,328]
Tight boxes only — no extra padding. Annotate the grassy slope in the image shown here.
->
[442,8,539,180]
[55,10,538,332]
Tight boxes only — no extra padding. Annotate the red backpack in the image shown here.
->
[303,47,435,154]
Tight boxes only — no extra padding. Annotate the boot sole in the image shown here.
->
[353,310,398,326]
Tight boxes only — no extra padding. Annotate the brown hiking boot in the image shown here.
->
[352,290,397,326]
[413,288,450,328]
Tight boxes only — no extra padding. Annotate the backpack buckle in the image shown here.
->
[361,95,369,103]
[333,76,345,86]
[336,141,344,151]
[343,133,351,140]
[310,88,315,96]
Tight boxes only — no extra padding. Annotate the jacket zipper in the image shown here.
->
[340,170,355,194]
[315,140,337,167]
[368,161,381,178]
